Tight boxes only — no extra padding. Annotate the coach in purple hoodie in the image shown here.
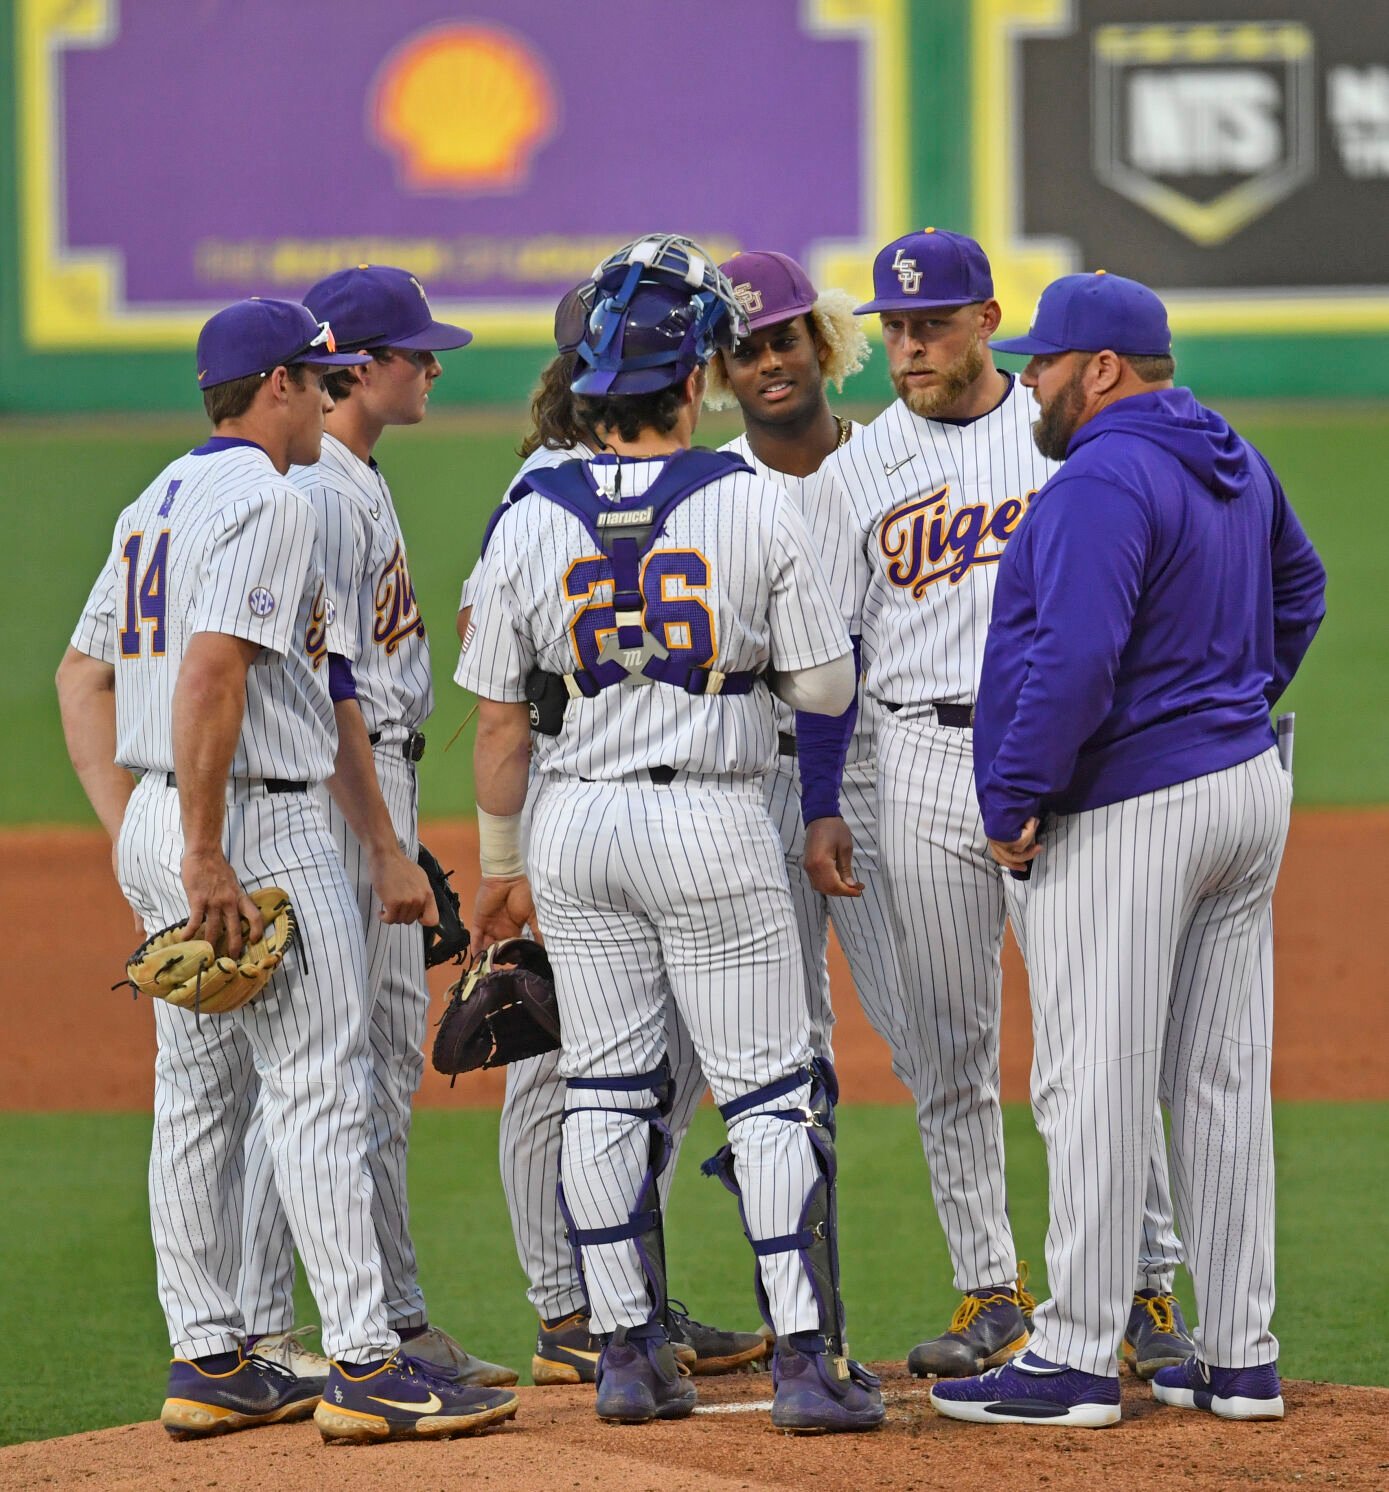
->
[930,273,1326,1431]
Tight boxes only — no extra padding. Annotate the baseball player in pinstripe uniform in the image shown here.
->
[56,300,518,1444]
[705,249,913,1071]
[232,267,517,1390]
[456,234,883,1432]
[459,288,770,1385]
[934,271,1326,1427]
[804,230,1191,1378]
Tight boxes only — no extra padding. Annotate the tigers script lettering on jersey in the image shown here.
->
[806,376,1057,705]
[290,433,434,733]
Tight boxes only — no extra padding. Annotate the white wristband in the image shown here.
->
[477,806,525,879]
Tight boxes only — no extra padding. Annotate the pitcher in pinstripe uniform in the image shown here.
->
[804,231,1190,1378]
[932,273,1326,1428]
[56,299,519,1444]
[457,235,883,1432]
[703,249,907,1070]
[231,267,518,1391]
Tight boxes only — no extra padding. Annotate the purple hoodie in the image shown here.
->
[974,387,1326,840]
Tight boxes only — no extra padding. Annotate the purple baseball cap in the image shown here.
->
[719,250,818,331]
[303,265,473,352]
[854,228,994,315]
[196,299,371,389]
[990,271,1172,357]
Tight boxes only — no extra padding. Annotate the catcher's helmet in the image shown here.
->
[571,234,748,396]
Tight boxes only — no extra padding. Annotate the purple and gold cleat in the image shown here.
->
[161,1349,321,1438]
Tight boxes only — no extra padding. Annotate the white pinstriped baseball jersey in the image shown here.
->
[290,433,433,732]
[807,376,1057,703]
[720,430,874,768]
[457,441,593,613]
[78,439,335,781]
[454,455,851,780]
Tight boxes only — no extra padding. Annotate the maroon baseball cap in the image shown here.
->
[854,228,993,314]
[720,251,818,332]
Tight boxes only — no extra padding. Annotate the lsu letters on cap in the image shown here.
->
[991,271,1172,358]
[854,228,994,315]
[303,265,473,352]
[196,299,371,388]
[719,250,818,331]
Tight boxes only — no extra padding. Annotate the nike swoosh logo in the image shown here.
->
[883,455,916,476]
[368,1391,442,1413]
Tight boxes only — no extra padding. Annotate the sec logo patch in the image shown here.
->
[247,587,276,617]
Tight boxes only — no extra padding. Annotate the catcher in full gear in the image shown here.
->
[457,233,884,1433]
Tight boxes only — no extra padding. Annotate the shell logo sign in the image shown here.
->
[370,23,558,193]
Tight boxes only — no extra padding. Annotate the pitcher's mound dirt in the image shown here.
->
[1,1368,1384,1492]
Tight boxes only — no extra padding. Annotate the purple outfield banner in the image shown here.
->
[23,0,903,348]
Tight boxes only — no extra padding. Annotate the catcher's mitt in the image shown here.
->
[432,939,559,1078]
[121,887,296,1016]
[417,841,469,967]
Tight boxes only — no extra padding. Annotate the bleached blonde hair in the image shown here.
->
[703,288,871,412]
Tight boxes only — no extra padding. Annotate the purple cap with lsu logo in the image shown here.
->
[303,265,473,352]
[196,298,371,388]
[719,251,818,332]
[854,228,994,315]
[990,271,1172,358]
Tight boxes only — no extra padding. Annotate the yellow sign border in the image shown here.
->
[972,0,1389,334]
[17,0,908,351]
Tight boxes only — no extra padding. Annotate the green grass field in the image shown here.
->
[3,403,1386,824]
[1,1102,1384,1447]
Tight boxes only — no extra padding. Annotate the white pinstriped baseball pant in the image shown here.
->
[876,711,1184,1295]
[117,773,397,1363]
[1020,748,1289,1375]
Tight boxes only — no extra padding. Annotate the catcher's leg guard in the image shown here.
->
[558,1057,674,1332]
[702,1058,848,1352]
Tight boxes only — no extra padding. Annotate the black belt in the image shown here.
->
[368,729,427,762]
[777,731,797,758]
[883,701,975,728]
[580,766,679,786]
[164,773,306,794]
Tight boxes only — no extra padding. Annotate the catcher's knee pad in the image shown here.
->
[559,1055,674,1325]
[702,1057,847,1351]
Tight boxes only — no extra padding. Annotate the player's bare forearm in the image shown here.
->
[327,698,436,925]
[55,646,135,842]
[172,632,263,953]
[471,697,534,946]
[473,698,532,815]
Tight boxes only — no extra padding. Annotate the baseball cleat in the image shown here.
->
[667,1299,772,1375]
[929,1350,1122,1428]
[533,1310,604,1384]
[244,1325,330,1391]
[771,1334,885,1434]
[594,1323,697,1424]
[399,1323,519,1387]
[161,1350,321,1438]
[1151,1357,1284,1420]
[313,1354,519,1442]
[908,1267,1036,1377]
[1120,1290,1196,1379]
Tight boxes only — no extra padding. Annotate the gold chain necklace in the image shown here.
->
[835,416,852,448]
